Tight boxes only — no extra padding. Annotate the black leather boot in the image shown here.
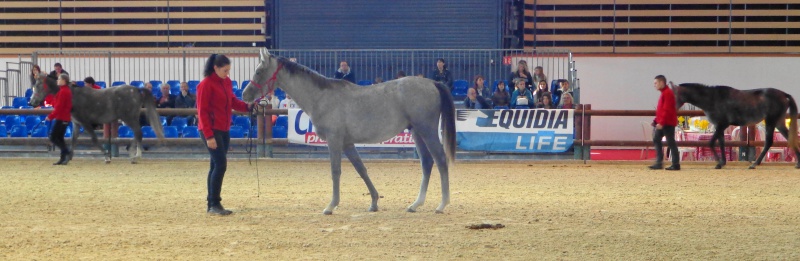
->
[53,154,66,165]
[207,205,232,216]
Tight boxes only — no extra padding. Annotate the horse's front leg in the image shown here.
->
[710,128,727,169]
[343,144,379,212]
[68,122,80,163]
[323,142,344,215]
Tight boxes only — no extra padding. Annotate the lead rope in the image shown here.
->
[245,63,283,198]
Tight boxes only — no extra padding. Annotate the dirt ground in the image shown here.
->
[2,158,800,260]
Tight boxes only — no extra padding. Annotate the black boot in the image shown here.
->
[648,164,663,170]
[53,154,66,165]
[665,164,681,171]
[59,150,72,165]
[207,205,232,216]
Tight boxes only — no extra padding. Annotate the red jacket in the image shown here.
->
[47,85,72,122]
[91,84,101,90]
[197,73,249,139]
[655,86,678,127]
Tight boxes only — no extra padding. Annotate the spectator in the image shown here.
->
[537,93,554,109]
[464,88,490,109]
[416,73,425,78]
[473,75,492,98]
[533,80,549,103]
[649,75,680,171]
[46,73,73,165]
[374,76,384,84]
[491,80,510,109]
[553,80,573,108]
[429,58,453,92]
[83,77,102,90]
[396,70,406,79]
[30,64,41,85]
[139,82,157,127]
[156,83,176,109]
[507,60,533,91]
[509,78,534,109]
[532,66,547,89]
[279,94,299,109]
[175,81,198,126]
[47,62,69,80]
[289,57,298,63]
[334,60,355,83]
[197,53,254,215]
[557,93,575,109]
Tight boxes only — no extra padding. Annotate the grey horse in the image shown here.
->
[30,75,164,164]
[243,49,456,214]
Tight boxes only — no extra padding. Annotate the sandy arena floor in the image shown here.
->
[2,158,800,260]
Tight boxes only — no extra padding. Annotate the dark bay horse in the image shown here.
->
[243,49,456,214]
[30,75,164,164]
[674,83,799,169]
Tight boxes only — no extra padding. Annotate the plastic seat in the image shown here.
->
[4,115,21,129]
[188,80,200,94]
[25,116,44,133]
[241,80,251,90]
[163,126,179,138]
[182,126,199,138]
[76,81,85,87]
[167,80,181,88]
[12,97,29,108]
[275,88,286,100]
[275,116,288,128]
[231,80,239,90]
[234,89,243,99]
[170,116,188,133]
[272,126,288,138]
[96,81,107,88]
[672,127,697,162]
[111,81,126,87]
[142,126,156,138]
[130,80,145,88]
[357,80,372,86]
[9,125,27,137]
[452,80,469,97]
[0,125,6,137]
[149,80,163,89]
[25,89,33,98]
[229,126,245,138]
[118,125,134,138]
[159,116,168,126]
[30,125,48,137]
[234,116,251,129]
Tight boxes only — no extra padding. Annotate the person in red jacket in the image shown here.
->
[649,75,680,170]
[197,53,253,216]
[83,76,102,90]
[47,74,73,165]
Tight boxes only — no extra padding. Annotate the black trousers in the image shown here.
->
[200,130,231,207]
[49,120,70,155]
[653,125,680,165]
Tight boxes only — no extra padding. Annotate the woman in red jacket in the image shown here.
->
[197,54,253,216]
[47,74,73,165]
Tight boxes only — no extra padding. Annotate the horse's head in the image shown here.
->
[673,83,686,108]
[29,74,57,106]
[242,48,282,104]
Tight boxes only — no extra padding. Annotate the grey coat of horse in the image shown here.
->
[30,75,165,163]
[243,49,456,214]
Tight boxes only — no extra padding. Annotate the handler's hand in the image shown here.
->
[206,138,218,149]
[656,124,663,130]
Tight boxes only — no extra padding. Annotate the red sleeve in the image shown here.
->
[48,88,72,120]
[655,90,678,126]
[231,94,249,112]
[196,80,215,139]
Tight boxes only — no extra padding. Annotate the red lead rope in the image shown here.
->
[251,63,283,102]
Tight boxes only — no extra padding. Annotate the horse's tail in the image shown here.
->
[140,88,165,141]
[788,94,799,153]
[433,82,456,165]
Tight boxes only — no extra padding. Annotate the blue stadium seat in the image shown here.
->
[96,81,107,89]
[231,80,239,90]
[241,80,250,90]
[234,89,243,99]
[30,125,48,137]
[149,80,163,89]
[188,80,200,94]
[275,116,288,128]
[163,126,179,138]
[234,116,251,128]
[357,80,372,86]
[275,88,286,100]
[111,81,126,87]
[9,125,27,137]
[4,115,21,129]
[0,125,6,137]
[229,126,245,138]
[118,125,133,138]
[130,80,145,88]
[452,80,469,97]
[182,126,199,138]
[142,126,156,138]
[159,116,168,126]
[272,126,287,138]
[25,89,33,98]
[170,116,188,133]
[167,80,181,88]
[170,85,181,96]
[25,116,44,133]
[12,97,29,108]
[64,125,72,138]
[76,81,85,87]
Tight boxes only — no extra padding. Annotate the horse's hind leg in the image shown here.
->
[323,141,344,215]
[87,128,111,163]
[407,131,434,213]
[415,127,450,214]
[775,124,799,168]
[68,122,81,163]
[751,124,777,169]
[343,144,379,212]
[711,127,727,169]
[131,126,143,164]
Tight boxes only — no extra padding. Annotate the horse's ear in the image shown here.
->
[259,49,265,62]
[264,48,271,56]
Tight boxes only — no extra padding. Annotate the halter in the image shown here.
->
[251,63,283,102]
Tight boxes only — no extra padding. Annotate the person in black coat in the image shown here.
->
[507,60,534,91]
[429,58,453,92]
[48,62,69,80]
[334,60,356,83]
[464,87,490,109]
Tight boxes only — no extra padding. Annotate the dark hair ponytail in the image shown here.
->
[203,54,231,77]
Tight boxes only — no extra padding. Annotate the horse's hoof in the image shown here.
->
[406,208,417,213]
[795,165,800,169]
[368,206,378,212]
[322,210,333,215]
[105,160,111,164]
[715,164,723,169]
[434,210,444,214]
[748,165,756,169]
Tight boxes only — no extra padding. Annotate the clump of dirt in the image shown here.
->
[466,223,505,230]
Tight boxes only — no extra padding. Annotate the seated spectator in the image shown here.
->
[473,75,492,98]
[533,80,548,103]
[464,88,490,109]
[156,83,176,109]
[507,60,533,91]
[279,94,299,109]
[532,66,547,90]
[552,80,573,107]
[84,77,102,89]
[537,93,554,109]
[510,78,534,109]
[334,60,355,83]
[416,73,425,78]
[174,81,197,125]
[48,62,68,80]
[557,92,576,109]
[429,58,453,92]
[491,81,510,109]
[396,70,406,79]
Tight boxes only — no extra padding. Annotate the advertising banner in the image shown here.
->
[287,109,415,148]
[455,109,574,153]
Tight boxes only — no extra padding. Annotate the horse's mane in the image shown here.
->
[679,83,734,91]
[275,56,349,89]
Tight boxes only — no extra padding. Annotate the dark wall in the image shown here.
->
[274,0,502,49]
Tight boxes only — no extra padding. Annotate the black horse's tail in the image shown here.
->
[140,88,165,141]
[433,82,456,165]
[788,94,799,153]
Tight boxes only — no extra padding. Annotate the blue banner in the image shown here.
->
[455,109,574,153]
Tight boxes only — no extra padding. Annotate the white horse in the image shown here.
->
[243,49,456,214]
